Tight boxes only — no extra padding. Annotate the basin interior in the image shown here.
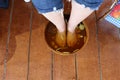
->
[45,21,89,55]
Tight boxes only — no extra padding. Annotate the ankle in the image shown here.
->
[68,26,75,33]
[58,29,65,33]
[67,23,76,33]
[56,24,66,33]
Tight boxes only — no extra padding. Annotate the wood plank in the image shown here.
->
[98,19,120,80]
[76,13,101,80]
[3,0,31,80]
[28,9,52,80]
[0,0,12,79]
[53,54,76,80]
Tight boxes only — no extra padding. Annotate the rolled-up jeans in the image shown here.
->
[32,0,103,14]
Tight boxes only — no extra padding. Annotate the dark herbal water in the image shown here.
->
[45,22,87,54]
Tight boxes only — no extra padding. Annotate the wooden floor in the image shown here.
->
[0,0,120,80]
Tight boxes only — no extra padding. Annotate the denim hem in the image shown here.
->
[41,9,64,15]
[74,0,103,10]
[32,0,63,13]
[37,7,63,14]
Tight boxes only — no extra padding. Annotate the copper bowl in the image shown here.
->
[44,21,89,55]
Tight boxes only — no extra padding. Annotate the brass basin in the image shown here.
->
[44,21,89,55]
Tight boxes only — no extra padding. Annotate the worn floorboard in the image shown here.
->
[3,0,31,80]
[98,19,120,80]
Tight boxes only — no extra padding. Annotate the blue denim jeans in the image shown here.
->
[32,0,103,13]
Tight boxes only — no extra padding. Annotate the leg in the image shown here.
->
[32,0,67,47]
[67,0,94,47]
[67,0,103,47]
[43,11,67,47]
[43,10,66,33]
[68,1,94,33]
[43,10,66,47]
[32,0,66,32]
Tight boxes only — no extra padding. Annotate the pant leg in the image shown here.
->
[74,0,103,10]
[32,0,63,13]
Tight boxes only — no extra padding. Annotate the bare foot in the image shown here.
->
[67,31,77,47]
[55,31,66,47]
